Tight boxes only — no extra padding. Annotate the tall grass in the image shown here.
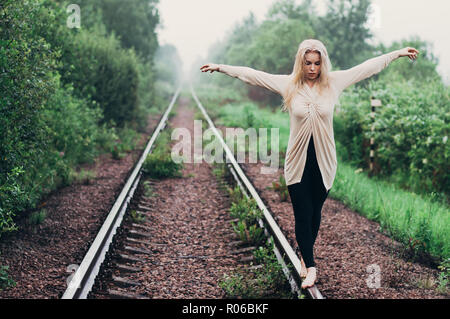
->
[333,151,449,262]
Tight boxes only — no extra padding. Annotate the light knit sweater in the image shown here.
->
[218,50,400,191]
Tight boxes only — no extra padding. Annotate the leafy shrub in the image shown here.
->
[229,197,262,225]
[218,241,293,298]
[142,129,183,179]
[62,27,140,128]
[0,265,15,290]
[270,174,289,201]
[0,0,157,236]
[335,78,449,197]
[142,150,183,179]
[231,220,265,245]
[0,0,60,232]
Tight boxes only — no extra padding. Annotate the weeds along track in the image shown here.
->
[62,85,322,299]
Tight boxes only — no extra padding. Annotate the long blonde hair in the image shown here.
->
[281,39,332,112]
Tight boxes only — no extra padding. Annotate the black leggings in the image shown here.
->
[287,135,329,268]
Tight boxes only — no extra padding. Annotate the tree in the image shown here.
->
[98,0,160,62]
[155,44,183,86]
[266,0,316,22]
[315,0,373,69]
[377,36,442,83]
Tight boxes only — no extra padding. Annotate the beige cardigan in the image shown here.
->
[218,50,400,191]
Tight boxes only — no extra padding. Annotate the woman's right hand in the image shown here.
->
[398,47,419,61]
[200,63,220,73]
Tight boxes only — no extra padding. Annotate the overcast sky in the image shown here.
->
[157,0,450,84]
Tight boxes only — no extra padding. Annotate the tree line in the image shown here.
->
[193,0,441,107]
[0,0,182,235]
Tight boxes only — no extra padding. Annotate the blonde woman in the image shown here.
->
[200,39,418,289]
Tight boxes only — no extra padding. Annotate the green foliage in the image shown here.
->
[143,151,183,179]
[96,0,160,62]
[218,241,293,298]
[0,264,15,290]
[43,82,106,166]
[332,158,449,262]
[227,186,245,205]
[246,19,314,75]
[335,78,449,197]
[315,0,374,69]
[0,0,59,210]
[155,44,183,87]
[231,220,265,245]
[266,0,316,22]
[377,36,442,83]
[63,28,140,128]
[437,258,449,294]
[229,197,262,225]
[252,242,292,295]
[198,7,314,107]
[0,168,23,235]
[129,210,146,224]
[28,209,47,226]
[142,129,183,179]
[0,0,165,235]
[269,175,289,201]
[228,188,265,245]
[68,168,97,186]
[142,180,155,198]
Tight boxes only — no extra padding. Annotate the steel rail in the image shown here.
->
[190,84,324,299]
[62,86,182,299]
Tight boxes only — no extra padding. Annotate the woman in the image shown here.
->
[200,39,418,289]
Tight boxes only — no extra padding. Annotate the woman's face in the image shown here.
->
[303,51,321,81]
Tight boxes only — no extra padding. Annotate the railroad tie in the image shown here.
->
[137,204,152,211]
[116,264,141,273]
[116,253,145,263]
[240,255,255,264]
[107,289,148,299]
[128,229,152,238]
[123,245,153,255]
[230,246,257,255]
[131,223,152,232]
[112,275,141,288]
[126,237,152,245]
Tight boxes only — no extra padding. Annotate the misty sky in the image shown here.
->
[157,0,450,84]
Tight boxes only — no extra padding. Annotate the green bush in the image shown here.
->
[218,241,293,298]
[43,82,106,166]
[0,0,161,236]
[62,27,140,128]
[0,265,15,290]
[229,197,262,225]
[0,0,61,230]
[335,78,449,198]
[142,130,183,179]
[142,150,183,179]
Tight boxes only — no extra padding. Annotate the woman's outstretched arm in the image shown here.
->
[200,63,290,97]
[331,47,419,93]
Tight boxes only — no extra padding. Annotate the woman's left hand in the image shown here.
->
[398,47,419,61]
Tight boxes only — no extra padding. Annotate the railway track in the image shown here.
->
[62,84,324,300]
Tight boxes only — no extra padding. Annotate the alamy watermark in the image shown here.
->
[366,264,381,289]
[171,120,280,174]
[66,4,81,29]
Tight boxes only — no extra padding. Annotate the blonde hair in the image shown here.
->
[281,39,332,112]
